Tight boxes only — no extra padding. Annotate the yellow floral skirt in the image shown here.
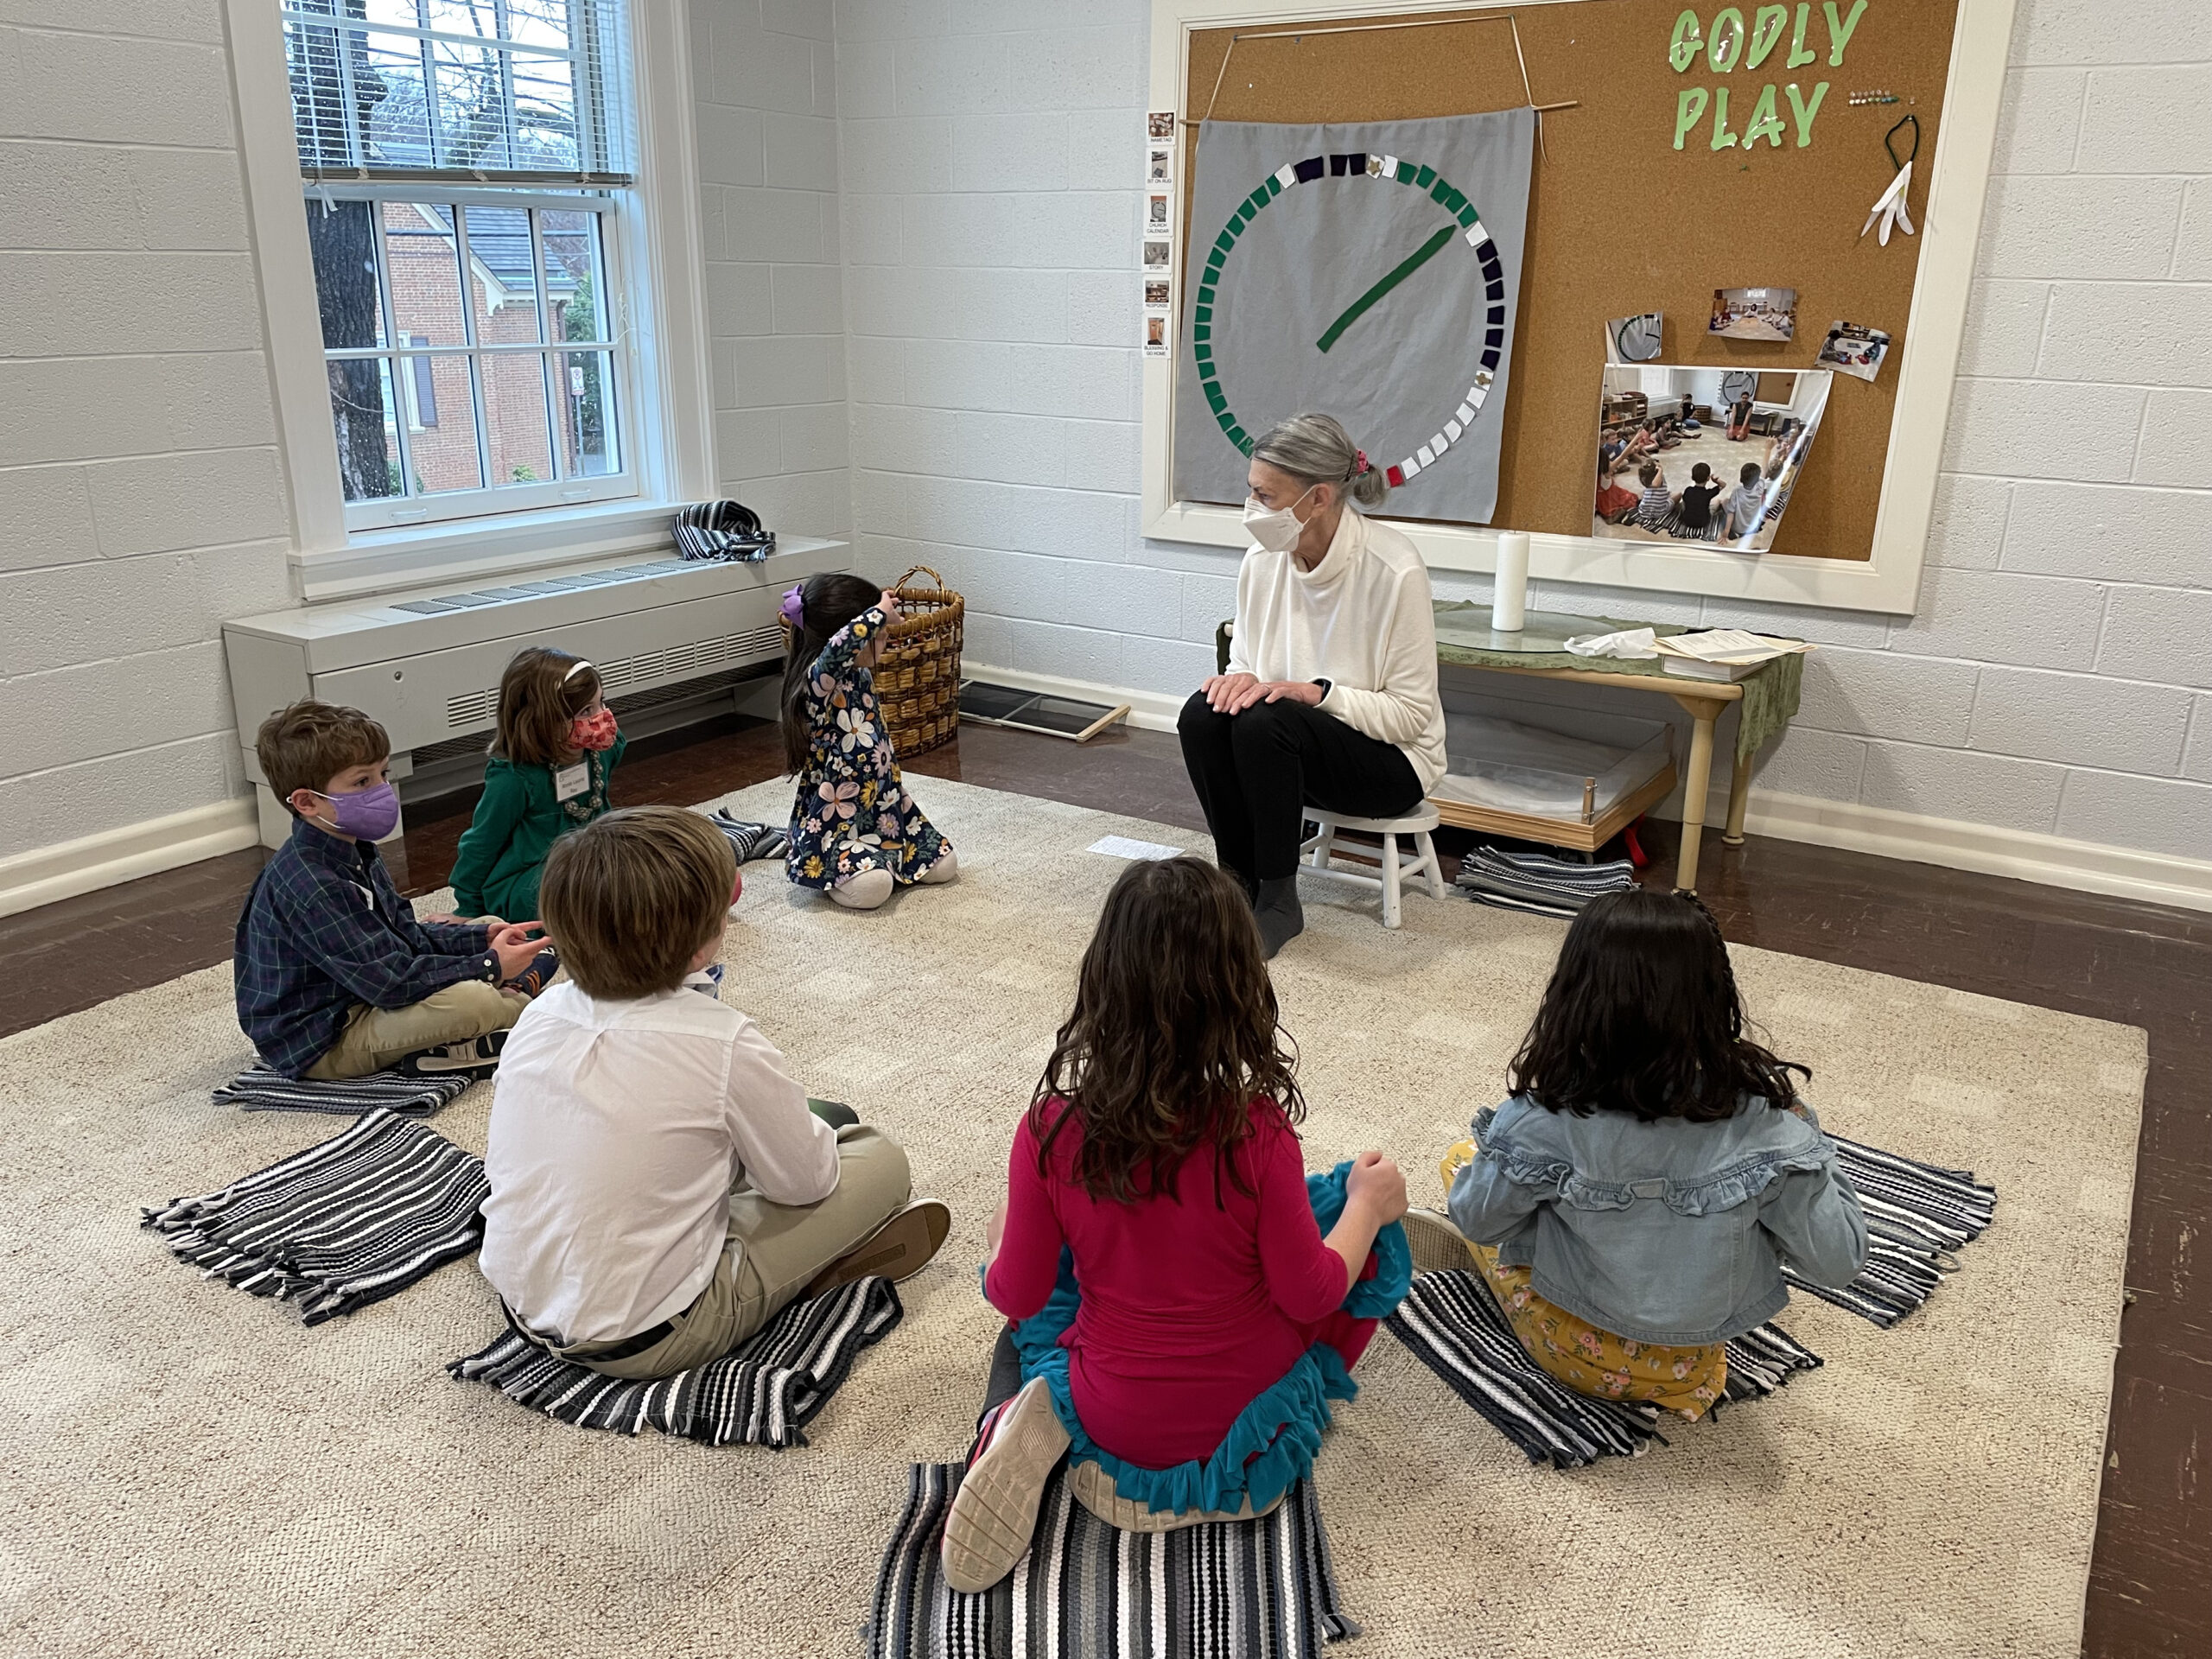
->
[1440,1139,1727,1421]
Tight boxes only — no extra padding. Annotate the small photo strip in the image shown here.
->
[1146,193,1171,232]
[1147,146,1173,183]
[1815,319,1892,383]
[1144,313,1170,357]
[1141,238,1171,270]
[1143,280,1171,308]
[1147,111,1176,142]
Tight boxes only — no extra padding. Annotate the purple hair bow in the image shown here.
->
[779,583,805,628]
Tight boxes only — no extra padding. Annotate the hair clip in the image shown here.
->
[779,584,806,628]
[1353,449,1370,475]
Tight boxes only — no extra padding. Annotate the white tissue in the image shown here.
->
[1564,628,1659,659]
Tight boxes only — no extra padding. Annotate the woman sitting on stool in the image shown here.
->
[1178,413,1447,958]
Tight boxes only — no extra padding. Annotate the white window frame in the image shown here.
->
[1141,0,2020,615]
[227,0,712,602]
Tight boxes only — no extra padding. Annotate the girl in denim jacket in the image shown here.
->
[1407,888,1868,1418]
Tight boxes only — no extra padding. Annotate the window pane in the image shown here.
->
[328,356,400,500]
[481,352,556,486]
[461,204,543,343]
[539,210,607,344]
[407,356,486,493]
[358,35,435,169]
[557,350,620,477]
[380,201,467,346]
[508,53,578,171]
[304,198,388,350]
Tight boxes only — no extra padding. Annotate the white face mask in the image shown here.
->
[1242,484,1319,553]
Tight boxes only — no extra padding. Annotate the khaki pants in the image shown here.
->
[568,1124,912,1381]
[303,980,529,1080]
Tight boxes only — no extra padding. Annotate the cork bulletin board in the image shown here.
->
[1174,2,1961,563]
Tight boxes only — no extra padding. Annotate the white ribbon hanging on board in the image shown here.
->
[1860,161,1916,245]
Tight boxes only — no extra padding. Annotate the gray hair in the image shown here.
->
[1250,412,1390,510]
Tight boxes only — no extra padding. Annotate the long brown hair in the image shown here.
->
[1508,887,1808,1123]
[1030,857,1304,1205]
[492,646,601,769]
[779,572,885,772]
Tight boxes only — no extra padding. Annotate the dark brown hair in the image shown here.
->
[256,699,389,815]
[779,572,887,772]
[1508,887,1807,1123]
[1029,857,1304,1205]
[539,805,735,999]
[493,646,602,769]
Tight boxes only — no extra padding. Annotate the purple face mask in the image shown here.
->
[314,781,400,841]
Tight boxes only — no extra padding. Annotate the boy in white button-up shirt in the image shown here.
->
[480,804,949,1379]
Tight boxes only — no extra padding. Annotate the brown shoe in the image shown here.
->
[803,1199,950,1298]
[941,1378,1070,1593]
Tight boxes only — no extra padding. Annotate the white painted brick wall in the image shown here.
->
[0,10,287,861]
[833,0,2212,866]
[695,0,851,535]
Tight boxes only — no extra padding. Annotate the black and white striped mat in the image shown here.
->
[212,1063,474,1117]
[1454,846,1637,918]
[448,1274,904,1450]
[868,1463,1357,1659]
[1798,1136,1998,1326]
[142,1107,488,1325]
[1389,1268,1824,1469]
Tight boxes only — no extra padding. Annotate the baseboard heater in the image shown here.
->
[223,537,848,848]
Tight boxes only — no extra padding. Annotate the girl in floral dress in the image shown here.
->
[778,572,956,912]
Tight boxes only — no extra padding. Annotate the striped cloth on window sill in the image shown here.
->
[1453,845,1637,918]
[142,1107,487,1325]
[868,1463,1357,1658]
[212,1063,475,1117]
[448,1275,903,1450]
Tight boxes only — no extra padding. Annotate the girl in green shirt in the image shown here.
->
[451,648,626,924]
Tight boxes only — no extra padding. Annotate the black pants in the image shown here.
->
[1177,691,1424,881]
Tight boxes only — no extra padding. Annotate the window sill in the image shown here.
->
[292,499,685,605]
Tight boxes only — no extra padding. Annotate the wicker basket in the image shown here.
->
[872,564,964,758]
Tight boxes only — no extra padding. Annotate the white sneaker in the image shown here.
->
[918,849,958,885]
[828,868,894,910]
[1402,1206,1477,1275]
[941,1378,1069,1594]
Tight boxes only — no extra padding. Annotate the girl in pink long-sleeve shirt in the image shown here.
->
[938,856,1410,1594]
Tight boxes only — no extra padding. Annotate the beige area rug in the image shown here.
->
[0,778,2144,1658]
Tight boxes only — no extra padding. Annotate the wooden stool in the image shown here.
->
[1299,805,1446,930]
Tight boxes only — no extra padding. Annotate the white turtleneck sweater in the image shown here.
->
[1225,508,1448,790]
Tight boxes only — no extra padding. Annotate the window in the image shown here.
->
[281,1,639,530]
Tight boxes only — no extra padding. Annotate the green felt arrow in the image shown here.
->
[1316,223,1456,353]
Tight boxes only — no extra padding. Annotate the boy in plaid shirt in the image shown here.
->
[234,700,551,1079]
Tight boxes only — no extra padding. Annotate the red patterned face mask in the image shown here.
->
[569,709,618,752]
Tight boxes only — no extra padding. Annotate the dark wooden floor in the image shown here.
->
[3,715,2204,1656]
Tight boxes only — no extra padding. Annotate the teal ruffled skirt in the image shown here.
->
[1006,1160,1410,1520]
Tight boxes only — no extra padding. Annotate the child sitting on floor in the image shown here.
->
[779,573,957,912]
[234,700,551,1079]
[448,647,626,926]
[1405,887,1868,1419]
[941,857,1409,1592]
[480,804,950,1379]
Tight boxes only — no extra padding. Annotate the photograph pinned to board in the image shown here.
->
[1144,313,1170,357]
[1144,280,1171,308]
[1148,146,1173,183]
[1141,238,1171,270]
[1593,364,1832,552]
[1707,285,1797,341]
[1147,111,1176,142]
[1816,320,1891,382]
[1146,193,1171,232]
[1606,311,1664,362]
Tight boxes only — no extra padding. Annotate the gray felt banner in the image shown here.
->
[1173,110,1535,526]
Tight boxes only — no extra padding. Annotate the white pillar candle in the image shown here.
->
[1493,531,1529,631]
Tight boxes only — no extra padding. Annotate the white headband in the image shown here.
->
[563,659,595,682]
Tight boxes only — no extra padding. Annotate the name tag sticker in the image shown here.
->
[555,763,589,800]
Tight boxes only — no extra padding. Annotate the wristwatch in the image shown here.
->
[1313,677,1332,701]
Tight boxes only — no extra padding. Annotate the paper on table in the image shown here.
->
[1564,627,1659,659]
[1651,629,1811,665]
[1087,836,1185,861]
